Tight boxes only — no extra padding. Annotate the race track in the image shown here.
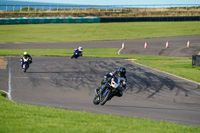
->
[1,35,200,126]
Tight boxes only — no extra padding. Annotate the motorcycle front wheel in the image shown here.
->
[100,89,112,105]
[23,64,26,72]
[93,96,100,105]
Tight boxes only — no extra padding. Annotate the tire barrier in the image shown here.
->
[1,16,199,24]
[100,16,200,22]
[192,55,200,67]
[0,17,100,25]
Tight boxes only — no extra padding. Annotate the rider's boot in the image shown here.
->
[94,88,99,96]
[94,82,105,96]
[95,85,101,96]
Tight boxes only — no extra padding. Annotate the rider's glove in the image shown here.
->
[119,87,125,91]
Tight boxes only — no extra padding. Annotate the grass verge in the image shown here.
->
[0,91,200,133]
[0,22,200,43]
[0,48,200,83]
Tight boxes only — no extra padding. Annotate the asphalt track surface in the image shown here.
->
[1,35,200,127]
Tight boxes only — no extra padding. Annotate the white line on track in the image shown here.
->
[118,48,122,55]
[8,57,13,101]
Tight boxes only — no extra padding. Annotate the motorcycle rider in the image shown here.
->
[20,51,32,68]
[95,67,127,97]
[71,46,83,59]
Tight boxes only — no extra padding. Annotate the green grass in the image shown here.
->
[0,48,200,83]
[0,48,119,57]
[0,21,200,43]
[0,91,199,133]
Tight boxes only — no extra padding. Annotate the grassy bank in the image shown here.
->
[0,91,199,133]
[0,21,200,43]
[0,48,200,83]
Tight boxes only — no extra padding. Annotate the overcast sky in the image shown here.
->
[12,0,200,5]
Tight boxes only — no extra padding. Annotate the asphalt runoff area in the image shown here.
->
[0,35,200,126]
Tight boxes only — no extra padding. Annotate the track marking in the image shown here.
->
[118,48,122,55]
[8,57,13,101]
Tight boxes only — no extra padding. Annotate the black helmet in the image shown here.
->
[117,67,126,77]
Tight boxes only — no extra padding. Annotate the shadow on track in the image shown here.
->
[124,64,200,99]
[107,105,199,112]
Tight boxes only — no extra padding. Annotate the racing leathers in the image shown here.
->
[71,49,83,59]
[20,54,32,68]
[96,70,127,97]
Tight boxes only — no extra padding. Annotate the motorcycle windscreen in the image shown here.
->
[111,77,120,88]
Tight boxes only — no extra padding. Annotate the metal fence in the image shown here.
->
[0,4,200,13]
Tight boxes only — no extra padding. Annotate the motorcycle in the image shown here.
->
[21,56,31,72]
[71,49,82,59]
[93,76,121,105]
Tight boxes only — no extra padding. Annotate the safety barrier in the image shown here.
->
[100,16,200,22]
[0,16,199,25]
[0,17,100,24]
[192,55,200,67]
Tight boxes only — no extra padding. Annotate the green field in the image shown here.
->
[1,22,200,132]
[0,22,200,43]
[1,91,200,133]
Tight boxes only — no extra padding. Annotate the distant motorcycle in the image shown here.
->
[93,76,122,105]
[71,49,82,59]
[21,56,31,72]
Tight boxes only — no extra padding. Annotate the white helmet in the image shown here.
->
[24,51,27,55]
[78,46,83,51]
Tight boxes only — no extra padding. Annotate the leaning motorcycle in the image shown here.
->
[71,49,81,59]
[21,56,31,73]
[93,77,121,105]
